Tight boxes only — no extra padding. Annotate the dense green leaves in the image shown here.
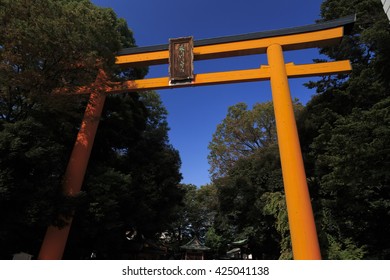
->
[1,0,389,260]
[164,184,218,255]
[62,90,184,259]
[208,100,303,180]
[211,145,284,259]
[209,103,276,178]
[208,102,277,179]
[299,0,390,259]
[0,0,183,260]
[310,98,390,259]
[205,0,390,260]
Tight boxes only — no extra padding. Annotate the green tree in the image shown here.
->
[65,91,184,259]
[66,92,184,259]
[165,184,218,253]
[208,100,303,180]
[0,0,183,259]
[212,145,284,259]
[208,102,275,180]
[312,99,390,259]
[1,0,128,258]
[208,100,303,259]
[298,0,390,259]
[204,226,225,259]
[208,102,272,180]
[262,191,291,259]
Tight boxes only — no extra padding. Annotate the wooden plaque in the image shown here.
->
[169,37,194,84]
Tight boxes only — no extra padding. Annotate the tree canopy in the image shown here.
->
[208,101,303,180]
[298,0,390,259]
[1,0,389,260]
[0,0,183,259]
[206,0,390,259]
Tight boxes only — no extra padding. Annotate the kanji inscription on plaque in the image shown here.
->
[169,37,194,84]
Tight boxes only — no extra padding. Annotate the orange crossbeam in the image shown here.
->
[116,27,344,67]
[66,60,350,94]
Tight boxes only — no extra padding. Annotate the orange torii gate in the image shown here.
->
[38,15,355,260]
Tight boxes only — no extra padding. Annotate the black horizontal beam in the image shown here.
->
[117,14,356,56]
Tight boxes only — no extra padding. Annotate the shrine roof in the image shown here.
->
[180,236,210,251]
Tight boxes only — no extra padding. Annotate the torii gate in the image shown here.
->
[38,15,355,260]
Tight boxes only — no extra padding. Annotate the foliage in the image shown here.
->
[206,0,390,260]
[262,192,292,259]
[298,0,390,259]
[206,99,306,259]
[2,0,389,261]
[0,0,183,260]
[63,90,184,259]
[208,101,303,180]
[326,235,366,260]
[211,145,284,259]
[164,184,218,255]
[204,226,225,258]
[208,102,276,180]
[311,98,390,259]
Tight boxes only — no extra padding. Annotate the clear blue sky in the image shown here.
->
[91,0,325,187]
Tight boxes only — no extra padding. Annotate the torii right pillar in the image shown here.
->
[268,44,321,259]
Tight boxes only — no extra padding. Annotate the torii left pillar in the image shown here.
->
[38,70,107,260]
